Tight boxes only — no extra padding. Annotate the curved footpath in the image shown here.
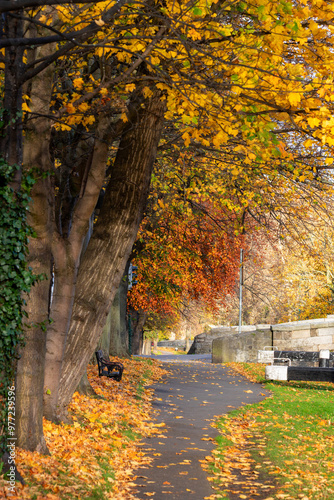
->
[132,354,270,499]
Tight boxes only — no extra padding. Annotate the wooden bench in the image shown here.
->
[95,350,124,381]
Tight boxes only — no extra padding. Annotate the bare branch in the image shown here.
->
[0,0,132,51]
[0,0,108,14]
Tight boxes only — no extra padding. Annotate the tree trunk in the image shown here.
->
[95,262,130,361]
[118,262,131,356]
[0,9,24,179]
[108,261,130,357]
[76,371,98,397]
[56,93,165,421]
[15,239,51,454]
[15,121,53,454]
[43,112,117,423]
[15,34,55,453]
[42,239,77,421]
[131,309,148,355]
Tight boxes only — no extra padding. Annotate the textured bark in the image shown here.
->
[131,309,148,355]
[56,94,165,420]
[43,112,114,422]
[108,262,130,357]
[15,237,51,454]
[0,10,24,175]
[76,371,98,397]
[15,39,55,452]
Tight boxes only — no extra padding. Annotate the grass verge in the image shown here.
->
[206,363,334,500]
[0,357,168,500]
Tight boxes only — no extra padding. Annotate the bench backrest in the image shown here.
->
[95,349,105,376]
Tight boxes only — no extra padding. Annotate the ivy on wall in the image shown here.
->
[0,158,38,455]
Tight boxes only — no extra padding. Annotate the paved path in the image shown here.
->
[132,355,270,499]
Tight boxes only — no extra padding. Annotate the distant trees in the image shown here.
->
[219,203,334,326]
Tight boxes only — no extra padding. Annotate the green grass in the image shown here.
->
[211,363,334,500]
[136,368,153,400]
[84,456,115,499]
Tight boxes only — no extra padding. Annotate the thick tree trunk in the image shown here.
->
[15,93,54,453]
[42,240,77,421]
[0,10,24,175]
[107,262,130,357]
[131,310,148,355]
[15,238,51,454]
[56,94,165,420]
[14,31,55,452]
[76,371,98,397]
[43,112,116,422]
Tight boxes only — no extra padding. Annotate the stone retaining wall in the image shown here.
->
[212,327,272,363]
[192,315,334,363]
[158,340,187,349]
[272,317,334,351]
[189,327,236,354]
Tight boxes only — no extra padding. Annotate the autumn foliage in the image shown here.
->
[130,203,243,318]
[0,359,167,499]
[3,0,334,458]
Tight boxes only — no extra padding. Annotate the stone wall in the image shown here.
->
[189,327,236,354]
[158,340,187,348]
[272,316,334,351]
[212,327,272,363]
[190,324,271,355]
[192,315,334,363]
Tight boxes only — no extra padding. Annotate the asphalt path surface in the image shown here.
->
[132,354,270,499]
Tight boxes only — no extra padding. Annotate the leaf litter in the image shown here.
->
[0,358,168,499]
[203,362,334,500]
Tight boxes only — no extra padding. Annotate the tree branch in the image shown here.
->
[1,0,132,52]
[17,0,132,84]
[0,0,107,14]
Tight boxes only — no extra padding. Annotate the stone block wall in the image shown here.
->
[272,316,334,352]
[157,340,188,349]
[189,327,236,354]
[192,315,334,363]
[273,350,334,367]
[212,327,272,363]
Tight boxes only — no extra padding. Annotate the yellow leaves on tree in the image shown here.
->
[33,0,334,173]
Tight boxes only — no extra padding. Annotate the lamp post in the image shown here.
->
[239,249,243,334]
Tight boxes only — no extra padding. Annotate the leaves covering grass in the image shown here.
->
[206,363,334,500]
[0,357,168,499]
